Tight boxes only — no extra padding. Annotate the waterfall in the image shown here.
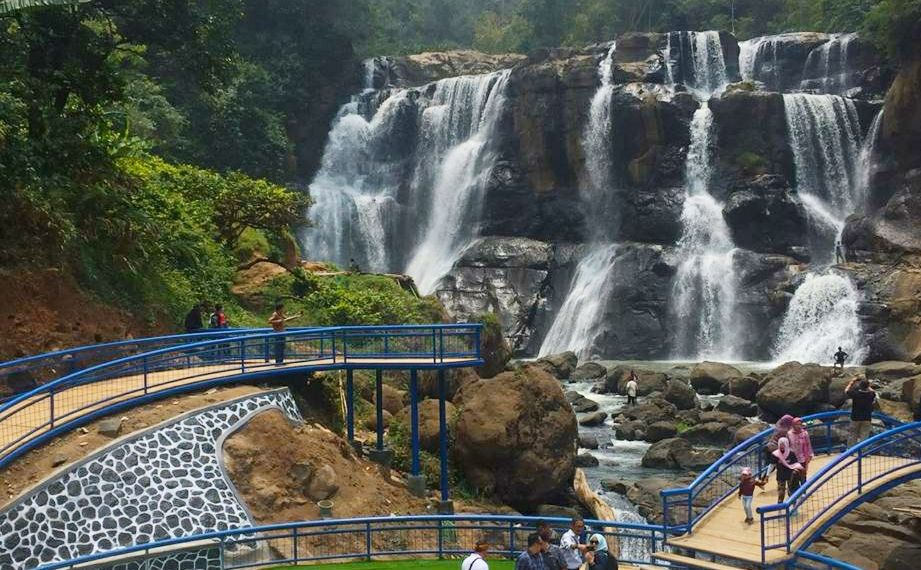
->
[802,33,857,94]
[784,93,863,262]
[737,35,786,89]
[773,273,865,364]
[671,103,740,360]
[582,42,618,239]
[405,70,511,294]
[858,108,884,199]
[302,70,511,288]
[665,31,730,98]
[538,244,619,359]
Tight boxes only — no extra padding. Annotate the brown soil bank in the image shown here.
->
[0,268,161,360]
[223,409,427,524]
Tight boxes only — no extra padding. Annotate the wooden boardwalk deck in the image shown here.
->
[0,356,477,462]
[667,454,921,565]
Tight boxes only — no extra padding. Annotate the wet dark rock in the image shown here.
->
[578,434,600,449]
[578,411,608,427]
[662,379,697,410]
[535,352,579,380]
[575,452,600,467]
[572,361,607,381]
[717,395,758,417]
[690,362,743,395]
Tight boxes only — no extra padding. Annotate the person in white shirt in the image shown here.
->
[559,517,588,570]
[625,371,639,406]
[462,540,490,570]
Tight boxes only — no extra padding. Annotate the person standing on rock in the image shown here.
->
[788,417,814,478]
[462,540,490,570]
[835,241,845,264]
[625,372,638,406]
[845,376,876,447]
[560,517,589,570]
[516,533,547,570]
[537,521,566,570]
[833,347,849,372]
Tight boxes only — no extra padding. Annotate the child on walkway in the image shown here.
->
[739,467,765,524]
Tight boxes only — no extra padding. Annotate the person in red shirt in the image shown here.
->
[739,467,766,524]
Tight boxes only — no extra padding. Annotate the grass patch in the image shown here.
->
[272,561,515,570]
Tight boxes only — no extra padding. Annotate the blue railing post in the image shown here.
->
[48,389,54,429]
[437,519,444,559]
[439,328,445,363]
[342,331,348,363]
[431,328,437,364]
[346,369,355,442]
[142,356,149,394]
[509,521,516,555]
[857,447,863,493]
[410,370,421,476]
[825,421,833,452]
[292,527,299,561]
[263,337,270,363]
[384,334,389,355]
[686,492,693,533]
[786,506,792,553]
[319,336,324,360]
[375,370,385,451]
[332,332,337,362]
[474,327,481,359]
[438,369,449,502]
[662,494,670,533]
[366,522,373,560]
[240,339,246,373]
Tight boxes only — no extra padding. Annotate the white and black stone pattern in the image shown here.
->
[0,389,302,569]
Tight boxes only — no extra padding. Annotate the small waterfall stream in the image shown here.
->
[665,31,730,97]
[671,103,740,360]
[582,42,619,239]
[802,33,857,93]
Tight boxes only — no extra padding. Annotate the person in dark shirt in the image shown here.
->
[833,347,849,372]
[845,376,876,447]
[536,521,566,570]
[184,304,204,332]
[516,533,546,570]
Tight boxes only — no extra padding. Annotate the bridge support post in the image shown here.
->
[346,369,355,443]
[437,369,453,513]
[375,369,385,451]
[407,369,426,497]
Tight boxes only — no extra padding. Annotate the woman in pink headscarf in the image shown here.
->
[788,417,814,478]
[760,414,796,485]
[773,436,804,502]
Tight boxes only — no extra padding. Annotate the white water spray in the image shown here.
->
[773,273,865,364]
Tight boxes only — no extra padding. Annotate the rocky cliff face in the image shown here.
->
[304,30,920,363]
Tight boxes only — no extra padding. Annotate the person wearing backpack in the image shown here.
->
[209,304,228,329]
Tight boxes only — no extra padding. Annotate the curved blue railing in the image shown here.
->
[758,420,921,562]
[0,327,296,398]
[0,324,482,470]
[792,551,864,570]
[660,411,903,532]
[36,514,667,570]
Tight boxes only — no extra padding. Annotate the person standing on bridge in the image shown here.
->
[560,517,589,570]
[773,436,804,502]
[845,376,876,447]
[516,533,547,570]
[788,417,814,478]
[462,540,490,570]
[268,302,301,365]
[739,467,765,524]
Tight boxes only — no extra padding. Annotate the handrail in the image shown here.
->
[0,324,483,471]
[758,421,921,562]
[35,514,669,570]
[792,550,864,570]
[660,411,902,533]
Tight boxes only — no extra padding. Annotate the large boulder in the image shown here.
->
[615,397,678,426]
[721,376,761,401]
[395,399,456,453]
[374,50,527,88]
[573,361,607,381]
[604,366,669,395]
[535,352,578,380]
[377,384,407,415]
[757,362,834,418]
[642,438,723,470]
[717,395,758,417]
[662,379,697,410]
[454,364,578,510]
[646,421,678,442]
[724,176,809,257]
[578,411,608,427]
[690,362,743,395]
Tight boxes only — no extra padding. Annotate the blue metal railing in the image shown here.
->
[0,327,299,398]
[758,421,921,563]
[791,550,864,570]
[0,324,482,470]
[660,411,902,533]
[35,514,668,569]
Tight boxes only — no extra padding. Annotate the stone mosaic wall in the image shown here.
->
[0,389,302,569]
[101,546,221,570]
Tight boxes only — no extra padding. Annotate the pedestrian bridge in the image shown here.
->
[0,324,483,470]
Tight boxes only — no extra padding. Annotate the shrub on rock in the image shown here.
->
[454,364,577,511]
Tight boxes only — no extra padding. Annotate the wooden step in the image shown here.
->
[652,551,745,570]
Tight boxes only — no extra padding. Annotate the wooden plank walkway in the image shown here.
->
[667,454,921,564]
[0,356,477,463]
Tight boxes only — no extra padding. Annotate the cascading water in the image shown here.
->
[302,70,511,290]
[665,31,730,97]
[858,108,884,200]
[670,103,740,359]
[404,70,511,294]
[772,273,865,364]
[783,93,863,262]
[802,33,857,94]
[538,244,619,359]
[582,42,618,238]
[539,43,621,359]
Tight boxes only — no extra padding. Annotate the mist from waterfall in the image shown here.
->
[406,70,511,293]
[784,93,863,263]
[773,273,865,365]
[671,103,740,360]
[538,244,619,359]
